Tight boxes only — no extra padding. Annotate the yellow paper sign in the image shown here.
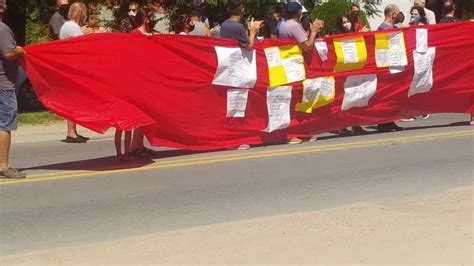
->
[265,45,306,87]
[295,77,335,113]
[333,36,367,72]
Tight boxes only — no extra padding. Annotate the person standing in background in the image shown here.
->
[414,0,436,25]
[49,0,69,41]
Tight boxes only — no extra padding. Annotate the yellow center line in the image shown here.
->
[1,130,472,185]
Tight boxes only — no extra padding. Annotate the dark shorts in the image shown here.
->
[0,89,18,132]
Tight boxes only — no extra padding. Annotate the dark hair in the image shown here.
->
[227,0,244,16]
[274,2,285,14]
[351,3,360,9]
[189,8,202,18]
[335,14,355,33]
[135,7,153,26]
[410,6,428,24]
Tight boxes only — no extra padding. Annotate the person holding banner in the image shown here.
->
[376,4,404,132]
[0,0,26,178]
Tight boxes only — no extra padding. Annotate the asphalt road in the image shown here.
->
[0,114,473,257]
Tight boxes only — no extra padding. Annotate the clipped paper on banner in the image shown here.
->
[409,47,436,97]
[265,45,306,87]
[342,74,377,110]
[265,86,292,132]
[226,89,249,118]
[416,28,428,53]
[375,32,408,69]
[315,40,328,61]
[334,36,367,72]
[213,46,257,88]
[295,77,335,113]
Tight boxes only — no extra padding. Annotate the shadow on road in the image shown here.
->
[21,121,470,173]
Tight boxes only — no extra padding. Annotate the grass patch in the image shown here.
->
[18,111,64,125]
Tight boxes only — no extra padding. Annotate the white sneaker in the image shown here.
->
[237,144,250,150]
[400,117,415,122]
[421,114,430,120]
[308,135,318,142]
[288,137,303,144]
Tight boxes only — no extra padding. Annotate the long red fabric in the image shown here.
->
[23,22,474,150]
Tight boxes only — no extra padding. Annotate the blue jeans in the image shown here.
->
[0,89,18,132]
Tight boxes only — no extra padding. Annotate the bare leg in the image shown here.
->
[124,131,132,155]
[131,127,145,151]
[114,130,123,157]
[0,131,11,169]
[67,120,78,138]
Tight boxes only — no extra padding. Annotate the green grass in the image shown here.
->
[18,111,64,125]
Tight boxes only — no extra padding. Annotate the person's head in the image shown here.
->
[442,0,455,12]
[135,7,154,32]
[384,4,402,25]
[351,3,360,14]
[128,2,139,17]
[273,2,285,20]
[56,0,70,18]
[175,14,195,33]
[227,0,245,17]
[0,0,6,19]
[68,2,88,25]
[284,1,303,20]
[336,14,355,33]
[414,0,426,8]
[409,6,427,24]
[189,8,202,22]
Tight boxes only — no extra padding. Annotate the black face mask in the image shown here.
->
[350,11,359,22]
[59,5,69,19]
[394,12,405,24]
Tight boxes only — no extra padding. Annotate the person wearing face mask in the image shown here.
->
[350,3,370,32]
[58,2,91,143]
[377,4,404,30]
[440,0,459,23]
[49,0,69,41]
[409,6,428,25]
[414,0,436,25]
[119,2,140,33]
[376,4,405,133]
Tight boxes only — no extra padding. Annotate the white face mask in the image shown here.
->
[343,22,352,31]
[128,11,136,17]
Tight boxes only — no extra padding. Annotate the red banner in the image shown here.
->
[24,22,474,150]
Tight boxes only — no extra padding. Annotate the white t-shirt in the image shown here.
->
[424,8,437,25]
[59,21,84,40]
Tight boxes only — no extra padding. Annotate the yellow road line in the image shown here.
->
[1,130,472,186]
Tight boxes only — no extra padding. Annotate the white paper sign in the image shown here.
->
[375,49,389,67]
[281,57,305,83]
[409,47,436,97]
[264,46,282,67]
[320,77,335,97]
[389,65,405,74]
[213,46,257,88]
[265,86,292,132]
[342,74,377,110]
[302,79,321,103]
[341,39,359,64]
[315,40,328,61]
[226,89,249,118]
[416,28,428,53]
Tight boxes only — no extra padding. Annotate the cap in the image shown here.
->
[285,2,302,13]
[288,0,308,13]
